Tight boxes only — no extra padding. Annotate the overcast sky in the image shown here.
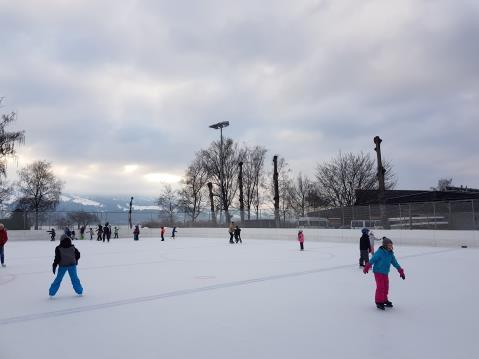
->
[1,0,478,196]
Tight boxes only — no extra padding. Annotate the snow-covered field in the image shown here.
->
[0,236,477,359]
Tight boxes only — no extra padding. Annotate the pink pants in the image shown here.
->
[374,273,389,303]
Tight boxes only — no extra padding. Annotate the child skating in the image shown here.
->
[49,234,83,297]
[298,230,304,251]
[133,225,140,241]
[171,227,177,239]
[160,226,165,241]
[359,228,371,267]
[363,237,405,310]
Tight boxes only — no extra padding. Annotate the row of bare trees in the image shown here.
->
[1,99,64,229]
[156,136,397,225]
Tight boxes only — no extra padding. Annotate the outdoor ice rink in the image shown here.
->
[1,235,477,359]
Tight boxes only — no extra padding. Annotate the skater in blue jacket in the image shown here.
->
[363,237,405,310]
[49,235,83,297]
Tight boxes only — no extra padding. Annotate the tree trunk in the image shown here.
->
[273,155,280,227]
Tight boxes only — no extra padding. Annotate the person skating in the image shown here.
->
[363,237,405,310]
[89,227,94,240]
[0,223,8,267]
[171,227,177,239]
[80,226,85,240]
[47,228,56,241]
[102,222,110,242]
[107,223,112,242]
[133,225,140,241]
[234,225,242,243]
[71,229,76,241]
[49,234,83,297]
[64,227,72,238]
[160,226,165,241]
[228,222,235,244]
[96,224,103,241]
[114,226,119,239]
[298,229,304,251]
[359,228,371,267]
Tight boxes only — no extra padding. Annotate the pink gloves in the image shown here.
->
[363,263,371,274]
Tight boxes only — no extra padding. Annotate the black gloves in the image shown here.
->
[52,264,57,274]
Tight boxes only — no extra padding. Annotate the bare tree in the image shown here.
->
[288,173,314,218]
[200,138,245,223]
[157,184,180,225]
[178,156,209,223]
[242,146,267,220]
[0,98,25,207]
[431,178,453,191]
[66,211,100,229]
[315,151,396,207]
[16,160,63,229]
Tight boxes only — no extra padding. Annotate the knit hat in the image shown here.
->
[361,228,369,234]
[382,237,393,246]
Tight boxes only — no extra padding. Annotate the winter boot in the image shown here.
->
[376,303,385,310]
[385,300,393,308]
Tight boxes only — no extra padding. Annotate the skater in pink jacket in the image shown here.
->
[298,230,304,251]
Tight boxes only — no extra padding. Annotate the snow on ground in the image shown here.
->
[0,236,477,359]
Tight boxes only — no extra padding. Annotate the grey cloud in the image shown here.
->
[1,0,478,194]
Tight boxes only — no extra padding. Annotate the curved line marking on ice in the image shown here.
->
[0,248,457,326]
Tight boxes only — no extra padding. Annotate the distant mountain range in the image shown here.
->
[56,194,161,213]
[5,193,162,226]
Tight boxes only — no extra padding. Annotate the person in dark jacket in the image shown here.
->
[133,225,140,241]
[96,224,103,241]
[49,234,83,297]
[47,228,56,241]
[234,225,242,243]
[359,228,371,267]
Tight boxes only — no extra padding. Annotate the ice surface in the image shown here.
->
[0,236,477,359]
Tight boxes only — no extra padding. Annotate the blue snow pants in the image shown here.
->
[49,265,83,296]
[0,245,4,264]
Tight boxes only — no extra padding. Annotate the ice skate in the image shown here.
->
[385,300,393,308]
[376,303,385,310]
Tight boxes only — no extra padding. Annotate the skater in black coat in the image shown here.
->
[234,225,242,243]
[359,228,372,267]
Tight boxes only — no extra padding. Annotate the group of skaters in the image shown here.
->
[296,227,406,311]
[4,218,406,310]
[228,222,242,243]
[47,224,120,242]
[132,225,178,241]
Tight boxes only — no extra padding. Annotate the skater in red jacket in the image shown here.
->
[0,223,8,267]
[298,230,305,251]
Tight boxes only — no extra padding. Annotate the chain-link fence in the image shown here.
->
[1,199,478,231]
[311,199,479,230]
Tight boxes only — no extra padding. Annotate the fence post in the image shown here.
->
[398,204,402,230]
[408,204,412,230]
[472,200,476,229]
[433,202,436,230]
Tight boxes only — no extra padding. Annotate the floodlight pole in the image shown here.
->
[209,121,230,224]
